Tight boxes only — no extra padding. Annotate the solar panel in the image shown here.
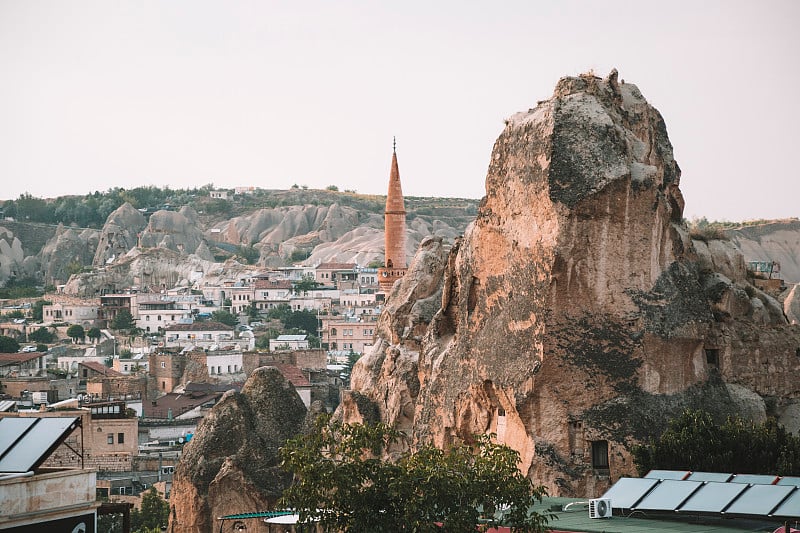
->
[678,481,747,513]
[771,487,800,517]
[644,469,690,480]
[600,477,659,509]
[686,471,733,482]
[777,477,800,487]
[0,417,37,458]
[730,474,778,485]
[633,479,703,511]
[0,417,80,473]
[725,484,795,516]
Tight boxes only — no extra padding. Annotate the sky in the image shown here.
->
[0,1,797,222]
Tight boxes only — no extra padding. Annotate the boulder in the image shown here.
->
[169,367,308,533]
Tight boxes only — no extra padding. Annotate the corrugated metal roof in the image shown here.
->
[0,400,17,412]
[0,416,80,473]
[274,334,307,341]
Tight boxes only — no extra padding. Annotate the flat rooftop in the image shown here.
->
[534,497,789,533]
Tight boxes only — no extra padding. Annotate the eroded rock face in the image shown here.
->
[340,71,800,498]
[169,367,308,533]
[93,203,147,267]
[64,247,254,297]
[727,220,800,284]
[0,227,25,286]
[139,207,208,256]
[39,225,100,285]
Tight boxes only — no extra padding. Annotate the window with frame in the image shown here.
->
[591,440,609,471]
[107,433,114,445]
[118,433,124,444]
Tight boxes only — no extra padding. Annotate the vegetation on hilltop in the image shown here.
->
[1,186,480,229]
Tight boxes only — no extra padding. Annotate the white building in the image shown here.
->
[269,334,310,352]
[206,351,245,377]
[164,321,239,350]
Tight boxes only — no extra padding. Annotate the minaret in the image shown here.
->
[378,138,408,293]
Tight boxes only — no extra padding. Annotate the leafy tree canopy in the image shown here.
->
[211,309,238,327]
[280,416,552,532]
[110,309,135,330]
[293,274,320,294]
[131,487,170,532]
[87,327,102,340]
[66,324,85,342]
[0,336,20,353]
[284,309,319,337]
[28,327,55,344]
[32,300,51,321]
[633,409,800,476]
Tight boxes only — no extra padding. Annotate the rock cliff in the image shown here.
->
[169,367,309,533]
[339,71,800,497]
[64,247,254,297]
[93,203,147,267]
[138,206,208,257]
[39,225,100,285]
[726,219,800,284]
[0,227,26,286]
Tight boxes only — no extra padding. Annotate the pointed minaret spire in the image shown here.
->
[379,138,408,292]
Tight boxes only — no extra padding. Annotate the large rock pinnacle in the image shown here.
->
[340,71,800,497]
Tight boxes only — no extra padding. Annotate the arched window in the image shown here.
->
[331,328,337,336]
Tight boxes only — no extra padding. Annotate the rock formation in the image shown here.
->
[92,202,147,267]
[727,219,800,284]
[0,227,26,286]
[169,367,309,533]
[39,225,100,285]
[339,71,800,498]
[64,247,255,297]
[139,206,208,257]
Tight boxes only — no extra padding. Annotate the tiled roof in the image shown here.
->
[315,262,357,270]
[144,391,221,418]
[254,279,293,290]
[79,361,123,376]
[164,321,234,332]
[0,353,42,366]
[273,364,311,387]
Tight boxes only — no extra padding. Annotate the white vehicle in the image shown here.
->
[21,345,37,353]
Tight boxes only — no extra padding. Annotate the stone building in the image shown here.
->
[378,139,408,292]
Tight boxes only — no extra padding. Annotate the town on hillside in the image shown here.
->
[0,145,412,531]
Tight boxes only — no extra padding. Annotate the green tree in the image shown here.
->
[246,302,261,322]
[633,409,800,476]
[236,244,260,265]
[66,324,85,343]
[267,303,292,322]
[285,309,319,337]
[280,416,552,532]
[28,327,55,344]
[326,184,339,191]
[110,309,135,330]
[130,487,170,532]
[32,300,51,321]
[211,309,238,327]
[87,327,102,343]
[0,336,20,353]
[293,274,320,294]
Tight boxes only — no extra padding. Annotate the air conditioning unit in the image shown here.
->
[589,498,612,519]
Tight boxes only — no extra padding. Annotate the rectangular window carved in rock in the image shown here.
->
[705,348,719,366]
[591,440,609,471]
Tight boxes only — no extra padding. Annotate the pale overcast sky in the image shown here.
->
[1,1,797,222]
